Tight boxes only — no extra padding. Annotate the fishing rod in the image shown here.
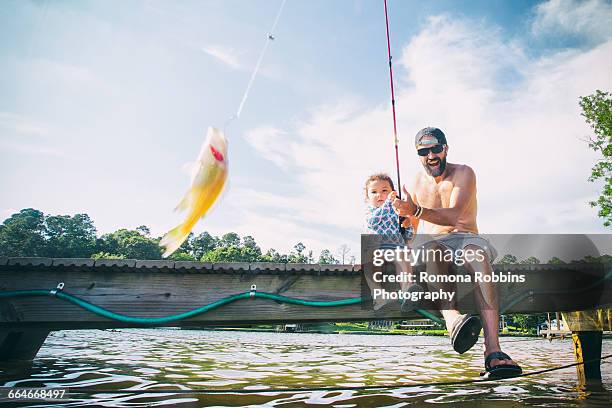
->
[383,0,402,200]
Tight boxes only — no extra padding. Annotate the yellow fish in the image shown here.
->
[160,127,228,258]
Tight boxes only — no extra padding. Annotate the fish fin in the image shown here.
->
[160,224,191,258]
[174,190,193,212]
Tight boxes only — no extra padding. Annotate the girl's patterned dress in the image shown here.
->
[365,197,413,249]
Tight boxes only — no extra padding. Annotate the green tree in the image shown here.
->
[136,225,151,236]
[91,252,126,260]
[318,249,338,264]
[288,242,313,263]
[599,254,612,263]
[200,234,263,263]
[168,252,197,261]
[97,228,162,260]
[240,235,262,262]
[580,90,612,227]
[573,254,612,263]
[201,245,243,262]
[260,248,288,263]
[0,209,47,257]
[496,254,518,265]
[220,232,240,248]
[242,235,258,250]
[547,257,566,264]
[191,231,218,259]
[509,313,547,333]
[520,256,540,265]
[45,213,97,258]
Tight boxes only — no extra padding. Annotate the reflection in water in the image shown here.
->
[0,329,610,406]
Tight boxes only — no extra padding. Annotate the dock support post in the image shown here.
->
[572,330,602,384]
[0,330,50,362]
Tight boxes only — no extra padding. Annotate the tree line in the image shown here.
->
[2,208,608,332]
[495,253,612,265]
[0,208,340,263]
[2,208,611,264]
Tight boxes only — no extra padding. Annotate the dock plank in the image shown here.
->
[0,258,609,329]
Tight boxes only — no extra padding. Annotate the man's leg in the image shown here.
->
[464,244,518,368]
[423,243,462,331]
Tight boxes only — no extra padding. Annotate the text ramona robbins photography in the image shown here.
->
[371,270,527,302]
[370,247,526,302]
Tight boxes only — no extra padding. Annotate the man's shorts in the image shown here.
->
[420,232,498,263]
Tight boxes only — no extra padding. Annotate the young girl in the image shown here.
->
[364,173,421,312]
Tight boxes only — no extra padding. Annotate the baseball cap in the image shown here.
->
[415,127,447,147]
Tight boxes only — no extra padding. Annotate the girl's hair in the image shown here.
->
[364,173,395,199]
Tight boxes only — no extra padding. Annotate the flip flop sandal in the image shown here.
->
[400,283,424,312]
[450,314,482,354]
[481,351,523,379]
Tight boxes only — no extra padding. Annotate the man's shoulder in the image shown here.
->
[448,163,475,179]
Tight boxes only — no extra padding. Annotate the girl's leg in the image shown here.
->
[393,260,413,292]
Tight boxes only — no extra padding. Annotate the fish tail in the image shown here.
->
[160,223,191,258]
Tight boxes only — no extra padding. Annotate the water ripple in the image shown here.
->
[0,329,610,406]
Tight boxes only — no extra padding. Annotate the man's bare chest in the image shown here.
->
[416,180,454,208]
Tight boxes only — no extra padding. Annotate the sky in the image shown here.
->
[1,0,611,261]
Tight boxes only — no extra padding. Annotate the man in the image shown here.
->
[390,127,522,379]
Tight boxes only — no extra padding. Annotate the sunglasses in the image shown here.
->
[417,144,445,156]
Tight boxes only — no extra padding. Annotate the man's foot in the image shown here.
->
[481,351,522,379]
[449,314,482,354]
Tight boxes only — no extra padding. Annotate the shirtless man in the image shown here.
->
[390,127,522,379]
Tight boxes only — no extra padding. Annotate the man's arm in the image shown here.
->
[390,177,420,232]
[419,166,476,226]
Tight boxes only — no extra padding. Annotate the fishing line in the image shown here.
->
[224,0,287,132]
[51,355,612,396]
[190,337,547,349]
[90,333,558,349]
[265,337,559,349]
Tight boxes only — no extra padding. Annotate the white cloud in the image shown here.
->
[0,140,66,157]
[0,112,67,157]
[532,0,612,42]
[244,126,292,169]
[241,12,612,251]
[202,45,243,70]
[0,112,50,138]
[41,59,99,83]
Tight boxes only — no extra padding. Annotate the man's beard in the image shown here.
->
[423,157,446,177]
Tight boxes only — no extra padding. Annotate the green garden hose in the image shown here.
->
[7,268,606,326]
[0,285,444,325]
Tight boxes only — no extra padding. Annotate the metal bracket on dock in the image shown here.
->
[50,282,65,296]
[250,284,257,298]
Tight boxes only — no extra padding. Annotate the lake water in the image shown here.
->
[0,329,611,407]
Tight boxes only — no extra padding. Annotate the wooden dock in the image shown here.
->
[0,256,610,383]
